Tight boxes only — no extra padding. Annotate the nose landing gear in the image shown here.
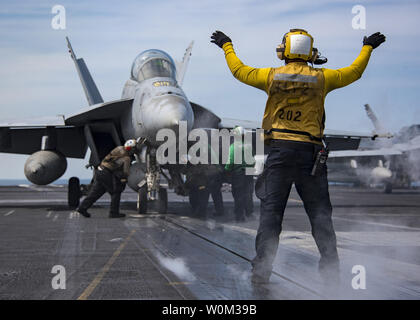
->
[136,147,168,214]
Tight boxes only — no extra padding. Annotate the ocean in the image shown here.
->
[0,179,92,186]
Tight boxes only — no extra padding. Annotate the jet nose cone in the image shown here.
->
[141,94,195,145]
[155,95,193,129]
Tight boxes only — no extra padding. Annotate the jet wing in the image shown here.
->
[219,117,260,129]
[330,149,403,158]
[323,129,372,138]
[0,119,86,158]
[219,117,377,151]
[65,98,133,125]
[323,129,374,151]
[0,115,65,127]
[0,99,133,159]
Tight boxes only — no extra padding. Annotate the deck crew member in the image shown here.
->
[211,29,385,283]
[225,126,255,222]
[77,139,139,218]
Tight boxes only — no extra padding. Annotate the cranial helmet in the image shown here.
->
[124,139,137,152]
[276,29,327,65]
[233,126,245,136]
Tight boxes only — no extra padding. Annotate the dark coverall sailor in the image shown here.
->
[225,133,255,222]
[207,164,225,216]
[185,164,210,218]
[77,146,132,218]
[211,29,386,282]
[185,145,225,218]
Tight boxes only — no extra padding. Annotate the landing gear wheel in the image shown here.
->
[156,188,168,214]
[137,185,148,214]
[68,177,81,209]
[384,182,393,194]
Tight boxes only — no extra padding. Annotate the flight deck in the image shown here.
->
[1,185,420,300]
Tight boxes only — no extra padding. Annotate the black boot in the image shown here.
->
[76,208,91,218]
[319,257,340,284]
[251,260,271,284]
[251,273,270,285]
[109,213,126,218]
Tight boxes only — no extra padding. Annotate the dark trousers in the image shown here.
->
[208,174,225,216]
[78,169,125,215]
[252,146,338,276]
[245,175,254,216]
[189,186,210,218]
[232,169,254,219]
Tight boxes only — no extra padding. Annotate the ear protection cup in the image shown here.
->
[310,47,319,64]
[276,43,285,60]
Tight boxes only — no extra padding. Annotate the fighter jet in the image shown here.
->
[0,38,379,212]
[328,105,420,193]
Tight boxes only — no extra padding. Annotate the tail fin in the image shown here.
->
[175,41,194,86]
[66,37,104,106]
[364,104,393,138]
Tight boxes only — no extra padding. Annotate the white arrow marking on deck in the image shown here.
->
[53,214,58,222]
[46,211,52,218]
[4,210,15,216]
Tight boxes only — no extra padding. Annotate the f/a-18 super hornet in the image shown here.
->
[0,38,380,213]
[328,104,420,193]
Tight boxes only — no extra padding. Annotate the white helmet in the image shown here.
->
[124,139,137,151]
[233,126,245,136]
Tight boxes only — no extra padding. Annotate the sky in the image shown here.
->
[0,0,419,179]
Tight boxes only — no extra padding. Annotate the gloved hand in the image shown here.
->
[211,30,232,48]
[363,32,386,49]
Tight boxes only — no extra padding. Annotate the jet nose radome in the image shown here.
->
[161,98,189,127]
[145,94,194,141]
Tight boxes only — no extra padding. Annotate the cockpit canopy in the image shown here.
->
[131,49,176,82]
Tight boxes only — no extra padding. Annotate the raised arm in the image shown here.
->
[211,31,271,92]
[323,32,386,94]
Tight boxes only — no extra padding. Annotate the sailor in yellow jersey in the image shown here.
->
[211,29,385,283]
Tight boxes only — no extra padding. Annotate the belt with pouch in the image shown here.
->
[268,139,318,152]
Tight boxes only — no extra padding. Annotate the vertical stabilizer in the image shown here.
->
[364,104,393,138]
[176,41,194,86]
[66,37,104,106]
